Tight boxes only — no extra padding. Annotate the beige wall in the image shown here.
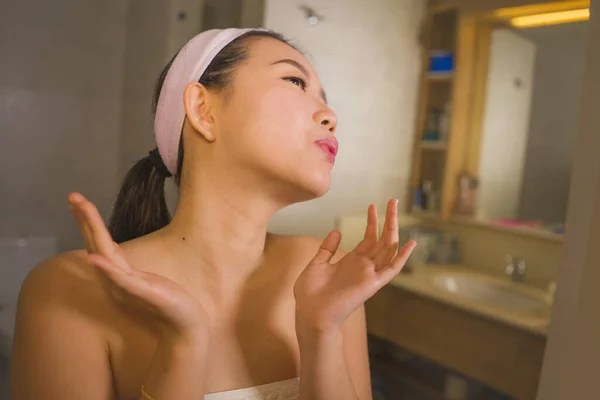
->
[478,29,536,220]
[265,0,425,238]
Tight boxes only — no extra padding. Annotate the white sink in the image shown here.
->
[432,271,552,321]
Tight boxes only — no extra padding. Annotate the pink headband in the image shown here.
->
[154,28,265,176]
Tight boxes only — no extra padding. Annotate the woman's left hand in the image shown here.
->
[294,199,417,333]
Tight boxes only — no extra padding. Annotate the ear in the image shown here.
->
[183,82,217,142]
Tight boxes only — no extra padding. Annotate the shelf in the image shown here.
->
[428,72,453,82]
[407,7,460,220]
[411,210,441,220]
[421,141,448,151]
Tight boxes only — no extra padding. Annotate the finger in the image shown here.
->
[365,204,379,241]
[373,241,399,271]
[373,199,399,269]
[367,199,399,260]
[355,204,378,255]
[77,197,117,260]
[68,199,96,253]
[70,205,94,252]
[366,239,384,260]
[67,192,86,205]
[311,230,342,264]
[382,199,399,247]
[111,241,132,271]
[377,240,417,283]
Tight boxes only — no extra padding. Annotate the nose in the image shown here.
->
[313,107,338,134]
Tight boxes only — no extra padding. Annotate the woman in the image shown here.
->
[10,28,416,400]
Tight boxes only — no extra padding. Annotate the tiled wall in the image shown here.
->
[118,0,171,179]
[0,0,210,251]
[265,0,425,238]
[0,0,128,251]
[118,0,207,213]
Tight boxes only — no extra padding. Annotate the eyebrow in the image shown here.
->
[270,58,328,104]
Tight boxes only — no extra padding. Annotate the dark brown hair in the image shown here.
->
[108,30,292,243]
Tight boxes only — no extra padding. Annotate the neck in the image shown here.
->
[163,165,286,283]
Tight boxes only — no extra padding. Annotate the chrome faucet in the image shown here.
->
[505,255,526,282]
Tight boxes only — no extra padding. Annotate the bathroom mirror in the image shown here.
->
[466,17,589,235]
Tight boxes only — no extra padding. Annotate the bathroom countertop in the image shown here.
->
[386,265,550,337]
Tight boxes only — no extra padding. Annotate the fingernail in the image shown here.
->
[69,193,84,205]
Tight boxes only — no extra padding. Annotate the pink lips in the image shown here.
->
[314,137,338,163]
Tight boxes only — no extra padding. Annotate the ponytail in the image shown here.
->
[107,152,172,243]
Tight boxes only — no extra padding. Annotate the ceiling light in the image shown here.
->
[510,8,589,28]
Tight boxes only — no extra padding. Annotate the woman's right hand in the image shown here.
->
[68,192,209,342]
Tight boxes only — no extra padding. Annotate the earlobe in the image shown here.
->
[183,82,216,142]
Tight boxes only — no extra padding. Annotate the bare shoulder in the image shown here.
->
[12,251,125,399]
[21,250,102,300]
[16,249,114,332]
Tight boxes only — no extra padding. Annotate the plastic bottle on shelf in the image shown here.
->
[412,185,424,212]
[454,172,479,216]
[438,102,451,142]
[422,180,438,212]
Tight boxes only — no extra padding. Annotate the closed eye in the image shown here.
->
[283,76,307,90]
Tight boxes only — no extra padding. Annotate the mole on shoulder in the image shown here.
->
[182,237,186,241]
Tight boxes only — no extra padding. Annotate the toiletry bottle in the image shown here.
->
[412,185,424,212]
[438,102,451,142]
[423,180,439,212]
[422,180,434,211]
[424,109,441,142]
[454,172,478,216]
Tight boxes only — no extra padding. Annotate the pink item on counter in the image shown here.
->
[490,219,544,228]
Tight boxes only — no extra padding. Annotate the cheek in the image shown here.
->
[218,85,332,196]
[261,86,309,138]
[230,86,313,164]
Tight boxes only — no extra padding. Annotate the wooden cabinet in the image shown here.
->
[366,285,546,400]
[408,1,590,221]
[409,7,490,219]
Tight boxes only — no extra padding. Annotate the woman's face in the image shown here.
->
[210,37,338,202]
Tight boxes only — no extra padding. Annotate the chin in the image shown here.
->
[273,175,331,205]
[270,160,333,204]
[293,172,332,201]
[308,180,331,198]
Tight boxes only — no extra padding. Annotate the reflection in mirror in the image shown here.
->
[476,20,588,233]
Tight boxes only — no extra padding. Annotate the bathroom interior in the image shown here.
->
[0,0,595,399]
